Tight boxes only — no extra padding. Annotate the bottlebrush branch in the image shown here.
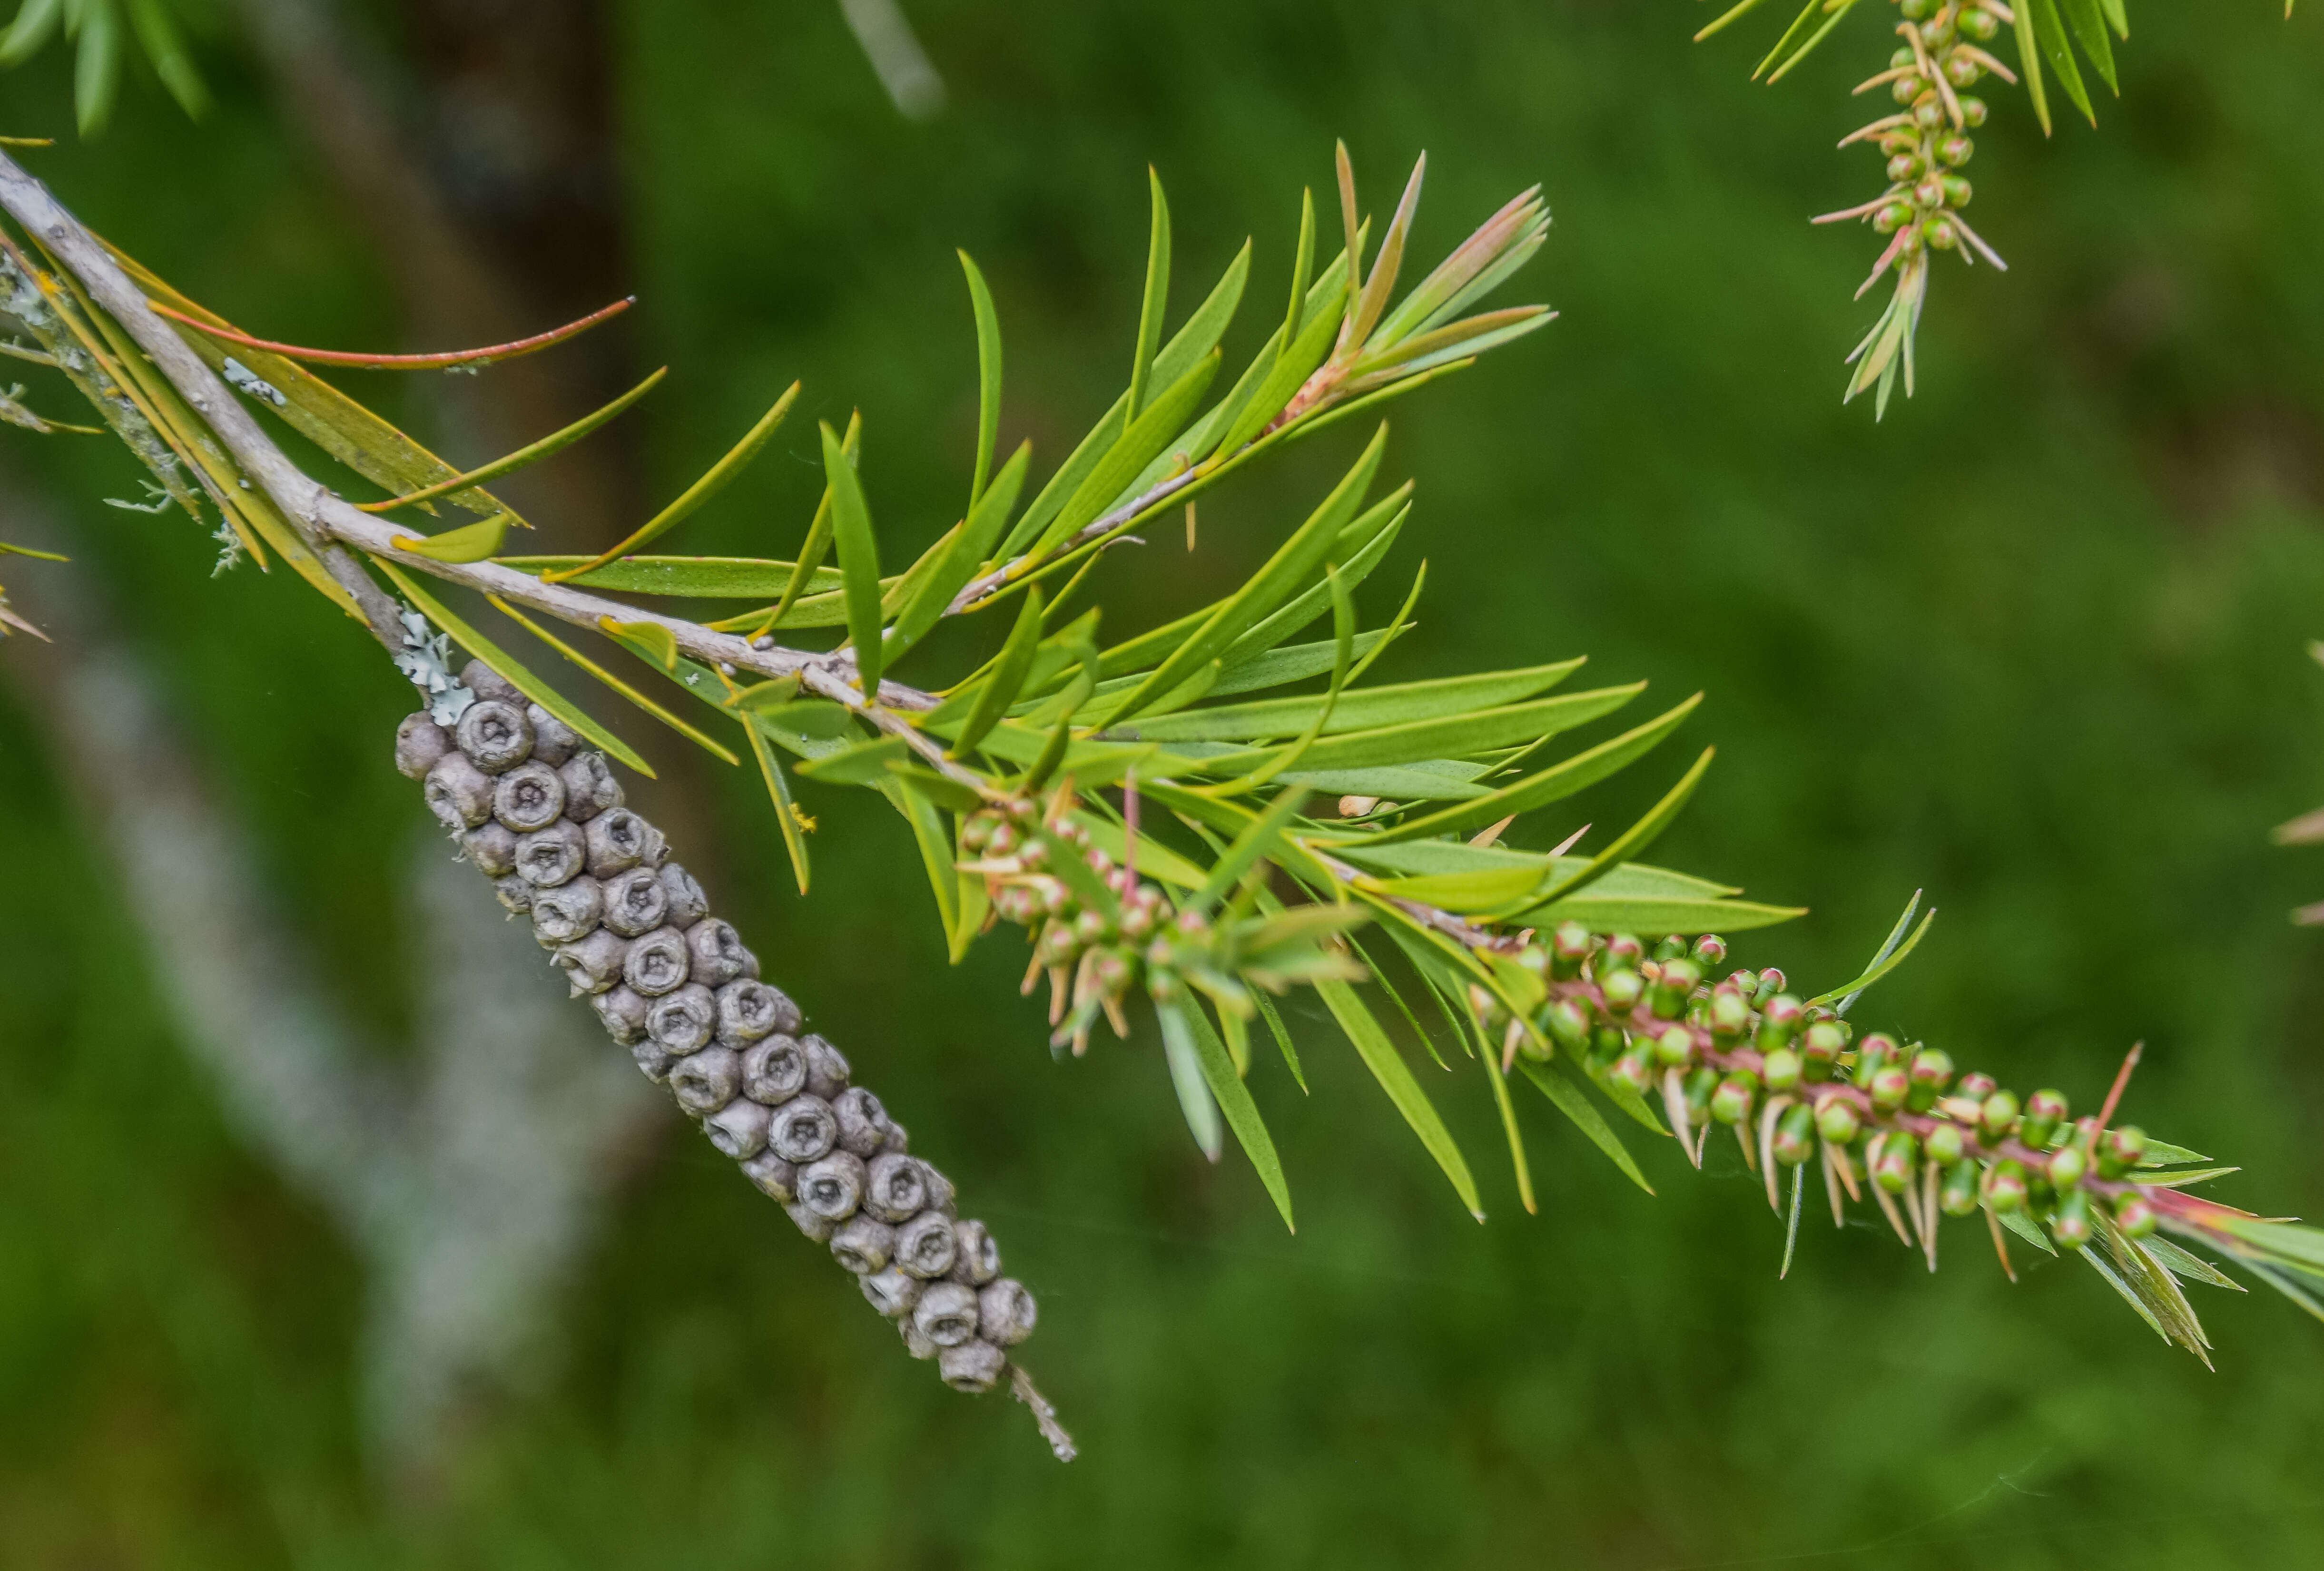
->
[0,139,2315,1453]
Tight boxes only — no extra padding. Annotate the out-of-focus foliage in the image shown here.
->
[1,0,2322,1565]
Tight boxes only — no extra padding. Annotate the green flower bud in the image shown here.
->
[1654,1024,1697,1070]
[1940,174,1972,208]
[2051,1189,2093,1250]
[1709,987,1752,1038]
[1891,75,1927,106]
[2098,1123,2148,1179]
[1923,216,1960,250]
[1691,934,1728,971]
[1545,998,1591,1048]
[1773,1104,1817,1166]
[1958,95,1989,127]
[1955,1070,1997,1101]
[1851,1032,1901,1088]
[2047,1144,2087,1190]
[1943,50,1983,88]
[1601,933,1645,971]
[1601,969,1645,1014]
[1890,45,1918,69]
[1755,965,1786,996]
[1888,152,1924,183]
[1653,936,1687,963]
[1711,1072,1758,1126]
[1940,1159,1981,1216]
[1874,203,1915,235]
[1684,1065,1721,1123]
[2115,1194,2158,1239]
[1960,6,1999,40]
[1514,943,1551,979]
[1925,1120,1966,1166]
[959,814,997,853]
[1872,1134,1918,1193]
[1801,1021,1845,1082]
[1755,993,1804,1049]
[986,822,1020,857]
[1879,132,1919,157]
[1870,1064,1910,1114]
[1906,1047,1954,1110]
[1551,922,1593,978]
[1589,1025,1627,1066]
[1979,1089,2020,1142]
[1613,1051,1654,1095]
[2021,1089,2070,1149]
[1650,959,1701,1020]
[1913,176,1945,208]
[1982,1159,2028,1213]
[1815,1097,1862,1147]
[1937,132,1974,167]
[1761,1046,1803,1093]
[1913,98,1945,129]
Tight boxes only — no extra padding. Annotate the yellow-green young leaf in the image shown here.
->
[2057,0,2117,91]
[949,586,1045,758]
[546,381,800,581]
[360,368,667,513]
[597,617,678,671]
[487,600,739,766]
[1519,1060,1655,1196]
[1484,1053,1537,1216]
[2013,0,2056,132]
[1359,692,1703,845]
[959,251,1004,511]
[1314,976,1482,1219]
[1530,746,1715,906]
[1120,658,1585,743]
[884,762,985,815]
[1209,272,1349,457]
[1174,999,1294,1231]
[2025,0,2096,123]
[1361,863,1552,914]
[793,734,910,784]
[1197,684,1644,776]
[1278,763,1491,800]
[495,556,850,598]
[750,702,862,761]
[377,562,652,776]
[1033,348,1221,558]
[1125,168,1172,424]
[1338,841,1739,898]
[1807,902,1938,1009]
[744,718,811,894]
[1191,789,1308,913]
[879,776,962,941]
[389,512,510,563]
[1516,895,1805,937]
[821,420,884,697]
[887,445,1033,665]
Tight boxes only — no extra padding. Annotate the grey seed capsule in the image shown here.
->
[862,1266,922,1318]
[863,1152,928,1225]
[630,1038,678,1084]
[531,875,603,946]
[423,752,495,829]
[802,1035,850,1100]
[833,1087,890,1158]
[622,926,691,997]
[898,1317,939,1361]
[459,659,522,705]
[786,1200,837,1244]
[490,874,534,914]
[739,1149,797,1202]
[715,980,783,1046]
[919,1164,958,1218]
[684,918,756,987]
[914,1282,980,1348]
[395,713,451,780]
[645,982,715,1053]
[949,1219,1001,1286]
[670,1045,740,1116]
[557,752,623,822]
[600,866,669,937]
[462,820,519,877]
[455,699,533,774]
[585,807,663,877]
[524,703,578,766]
[659,863,709,928]
[492,760,566,832]
[895,1211,959,1279]
[741,1035,807,1103]
[591,984,650,1045]
[976,1279,1036,1347]
[881,1120,909,1155]
[830,1215,896,1275]
[553,929,629,996]
[768,1095,838,1163]
[703,1096,772,1160]
[514,820,587,887]
[938,1338,1007,1394]
[798,1151,867,1221]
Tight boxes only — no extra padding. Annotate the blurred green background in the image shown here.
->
[4,0,2324,1564]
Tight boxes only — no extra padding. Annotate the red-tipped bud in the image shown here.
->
[1939,1159,1980,1216]
[1691,934,1727,971]
[1756,993,1804,1048]
[1601,969,1645,1014]
[1815,1097,1862,1147]
[1869,1064,1910,1114]
[1851,1032,1901,1088]
[1612,1051,1654,1094]
[1982,1159,2029,1213]
[1773,1104,1817,1166]
[1551,922,1593,978]
[1711,1072,1758,1126]
[1979,1089,2020,1142]
[1709,987,1752,1037]
[1761,1046,1803,1094]
[1956,1071,1998,1101]
[1545,998,1591,1049]
[1801,1021,1845,1082]
[2115,1194,2158,1238]
[1937,132,1974,167]
[2051,1189,2093,1250]
[1958,95,1989,127]
[2022,1088,2070,1149]
[1925,1120,1966,1167]
[2046,1145,2087,1191]
[1906,1046,1954,1110]
[1872,1135,1917,1193]
[1650,960,1702,1019]
[1654,1024,1697,1070]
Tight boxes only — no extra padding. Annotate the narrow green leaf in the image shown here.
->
[2000,1208,2059,1257]
[2138,1237,2245,1292]
[1034,348,1221,557]
[1530,747,1715,907]
[1197,684,1643,777]
[1518,1059,1656,1196]
[959,251,1003,510]
[1191,788,1309,913]
[496,555,847,598]
[2057,0,2117,91]
[1177,999,1294,1230]
[488,601,741,766]
[881,777,962,940]
[1752,0,1826,78]
[1314,975,1484,1219]
[389,512,509,563]
[1209,274,1348,458]
[1517,895,1804,936]
[1356,693,1703,845]
[1485,1051,1537,1215]
[2030,0,2096,121]
[1809,903,1938,1009]
[821,420,884,697]
[1126,169,1172,423]
[744,716,811,893]
[1253,990,1305,1092]
[887,444,1032,664]
[1763,0,1865,83]
[361,368,667,513]
[376,563,652,776]
[1155,1000,1224,1162]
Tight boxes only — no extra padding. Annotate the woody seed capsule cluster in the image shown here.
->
[397,662,1036,1398]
